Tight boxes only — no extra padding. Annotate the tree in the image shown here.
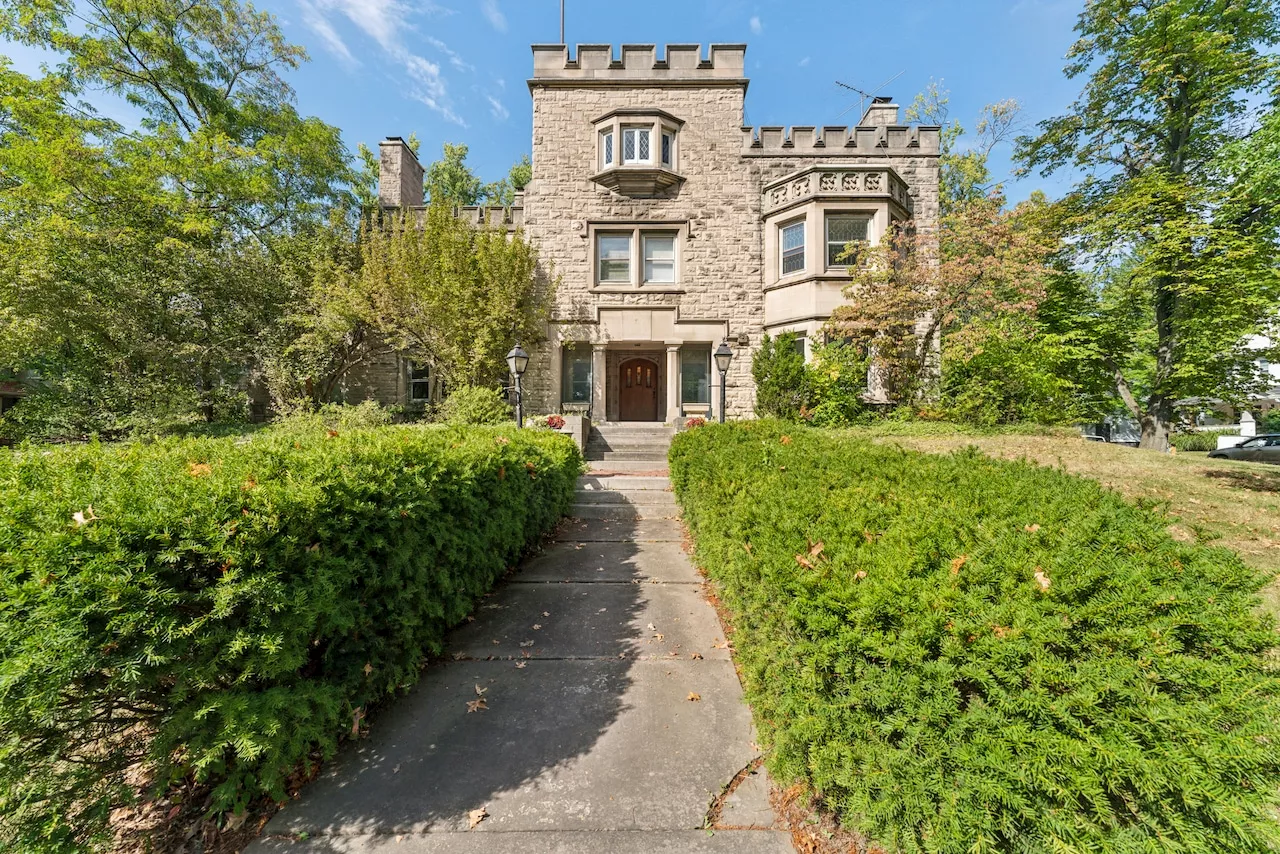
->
[1017,0,1280,449]
[487,154,532,206]
[0,0,352,436]
[424,142,485,206]
[358,204,554,388]
[752,333,811,418]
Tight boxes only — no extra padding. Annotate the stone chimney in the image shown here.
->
[859,97,899,127]
[378,137,424,208]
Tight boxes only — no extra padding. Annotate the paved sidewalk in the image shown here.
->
[247,474,791,853]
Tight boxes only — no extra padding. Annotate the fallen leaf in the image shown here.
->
[794,554,814,569]
[188,462,212,478]
[542,611,550,617]
[241,477,257,491]
[992,625,1011,638]
[647,623,657,631]
[532,624,542,630]
[452,652,467,661]
[854,570,868,580]
[466,699,488,713]
[950,555,968,575]
[690,652,704,660]
[780,435,792,445]
[713,639,729,649]
[363,662,373,676]
[687,692,701,702]
[468,807,488,829]
[495,436,510,445]
[351,707,365,736]
[808,540,825,559]
[306,543,320,553]
[744,542,753,554]
[167,805,181,820]
[1034,567,1051,592]
[1024,524,1041,533]
[474,684,487,696]
[71,505,99,527]
[326,429,339,438]
[653,633,665,641]
[515,661,526,669]
[519,641,534,648]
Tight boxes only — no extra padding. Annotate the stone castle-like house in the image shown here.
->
[373,43,940,421]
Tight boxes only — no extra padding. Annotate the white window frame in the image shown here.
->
[780,219,806,277]
[596,232,633,284]
[600,129,614,169]
[622,126,652,165]
[642,232,677,284]
[409,361,432,402]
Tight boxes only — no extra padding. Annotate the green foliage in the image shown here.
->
[439,385,510,425]
[752,333,811,419]
[1017,0,1280,448]
[424,142,484,206]
[670,421,1280,853]
[360,205,554,388]
[0,423,581,852]
[0,0,354,438]
[1170,429,1239,452]
[804,340,869,427]
[1263,410,1280,433]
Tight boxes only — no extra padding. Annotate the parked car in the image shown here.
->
[1207,434,1280,464]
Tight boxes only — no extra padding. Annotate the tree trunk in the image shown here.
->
[1138,400,1172,451]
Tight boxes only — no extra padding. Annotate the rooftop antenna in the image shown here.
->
[835,70,905,121]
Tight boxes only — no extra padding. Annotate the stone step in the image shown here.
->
[586,450,670,462]
[586,460,672,474]
[571,503,678,521]
[577,475,671,491]
[573,490,678,507]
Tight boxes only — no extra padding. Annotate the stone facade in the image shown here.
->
[378,43,940,422]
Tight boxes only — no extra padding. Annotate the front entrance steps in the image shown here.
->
[585,424,675,472]
[572,473,678,521]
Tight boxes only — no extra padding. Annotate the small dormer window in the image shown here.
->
[591,109,685,196]
[601,129,614,168]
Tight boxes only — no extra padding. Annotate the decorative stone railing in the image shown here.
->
[761,166,912,216]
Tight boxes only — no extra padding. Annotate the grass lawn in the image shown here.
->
[860,424,1280,616]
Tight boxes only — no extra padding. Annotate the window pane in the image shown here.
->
[792,337,807,357]
[681,347,710,404]
[781,222,805,275]
[826,216,869,266]
[643,234,676,283]
[623,130,636,162]
[602,131,613,166]
[662,132,672,166]
[598,234,631,282]
[562,348,592,403]
[638,129,650,161]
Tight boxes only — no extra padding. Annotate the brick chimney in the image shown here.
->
[859,97,899,127]
[378,137,424,208]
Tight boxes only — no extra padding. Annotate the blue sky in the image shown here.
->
[4,0,1089,200]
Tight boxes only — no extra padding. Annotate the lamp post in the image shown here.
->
[714,340,733,424]
[506,343,529,428]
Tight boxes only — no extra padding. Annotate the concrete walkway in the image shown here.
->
[248,474,791,853]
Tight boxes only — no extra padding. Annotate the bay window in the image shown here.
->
[623,126,651,164]
[826,215,869,268]
[600,129,614,168]
[781,220,805,276]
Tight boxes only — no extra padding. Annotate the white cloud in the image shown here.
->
[798,56,810,67]
[295,0,467,124]
[749,15,762,34]
[481,0,507,32]
[486,94,509,121]
[297,0,358,67]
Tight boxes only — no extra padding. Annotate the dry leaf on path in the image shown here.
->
[474,684,487,696]
[468,807,488,829]
[466,699,488,713]
[687,692,701,702]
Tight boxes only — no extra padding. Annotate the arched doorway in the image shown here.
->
[618,357,661,421]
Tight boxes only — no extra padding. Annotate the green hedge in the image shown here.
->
[0,423,582,852]
[670,421,1280,853]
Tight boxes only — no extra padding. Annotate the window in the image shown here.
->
[0,396,16,416]
[562,348,592,404]
[597,234,631,283]
[409,362,431,402]
[643,233,676,283]
[680,347,710,405]
[826,215,869,267]
[623,127,651,164]
[601,129,614,168]
[661,131,674,167]
[781,220,805,276]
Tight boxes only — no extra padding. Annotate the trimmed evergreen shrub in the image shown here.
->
[1171,429,1239,452]
[670,421,1280,853]
[440,385,512,425]
[0,423,582,852]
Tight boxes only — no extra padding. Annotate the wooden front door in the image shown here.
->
[619,358,659,421]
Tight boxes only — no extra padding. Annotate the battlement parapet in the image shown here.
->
[741,124,941,157]
[398,204,525,231]
[529,44,747,87]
